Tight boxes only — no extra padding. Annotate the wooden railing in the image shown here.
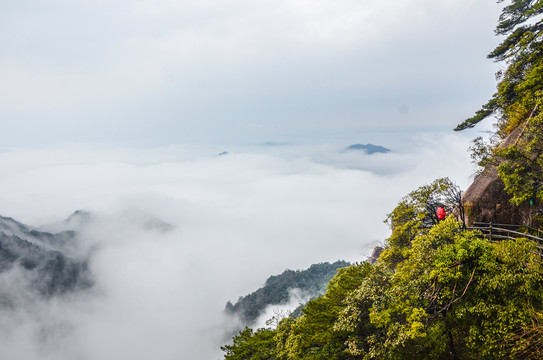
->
[472,222,543,238]
[467,222,543,250]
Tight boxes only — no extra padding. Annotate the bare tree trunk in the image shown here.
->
[444,314,459,360]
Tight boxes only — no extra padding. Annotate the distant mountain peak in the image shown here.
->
[345,143,390,154]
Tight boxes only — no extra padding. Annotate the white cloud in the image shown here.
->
[0,134,475,359]
[252,288,313,329]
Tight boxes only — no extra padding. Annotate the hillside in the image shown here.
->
[0,215,92,305]
[225,261,350,326]
[222,180,543,360]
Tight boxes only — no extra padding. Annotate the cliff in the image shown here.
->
[462,126,529,226]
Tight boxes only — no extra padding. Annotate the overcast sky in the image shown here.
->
[1,0,502,148]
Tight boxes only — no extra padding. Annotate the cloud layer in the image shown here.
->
[0,135,475,359]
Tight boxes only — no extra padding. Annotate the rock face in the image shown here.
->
[462,127,528,226]
[366,246,384,264]
[461,169,527,226]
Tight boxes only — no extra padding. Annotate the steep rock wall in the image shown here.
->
[462,127,528,226]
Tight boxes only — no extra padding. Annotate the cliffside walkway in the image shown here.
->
[467,222,543,250]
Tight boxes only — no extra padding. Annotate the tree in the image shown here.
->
[222,263,370,360]
[455,0,543,134]
[454,1,543,220]
[275,263,373,360]
[492,107,543,227]
[337,217,543,359]
[222,182,543,359]
[381,178,463,267]
[227,261,350,326]
[221,327,278,360]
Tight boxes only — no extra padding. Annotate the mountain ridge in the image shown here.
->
[345,143,390,154]
[0,214,93,304]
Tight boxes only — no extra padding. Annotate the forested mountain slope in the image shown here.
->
[222,181,543,360]
[0,215,92,305]
[225,261,350,326]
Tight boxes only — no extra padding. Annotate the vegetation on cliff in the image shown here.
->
[456,0,543,224]
[455,0,543,134]
[225,261,350,326]
[222,179,543,359]
[337,213,543,359]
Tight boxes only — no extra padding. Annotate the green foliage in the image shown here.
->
[227,261,350,325]
[382,178,463,267]
[385,178,462,230]
[456,0,543,223]
[469,97,543,212]
[222,179,543,360]
[221,327,278,360]
[275,262,373,360]
[496,110,543,208]
[336,218,543,359]
[222,262,373,360]
[455,0,543,133]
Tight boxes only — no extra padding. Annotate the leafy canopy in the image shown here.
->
[381,178,463,267]
[456,1,543,218]
[455,0,543,134]
[221,181,543,360]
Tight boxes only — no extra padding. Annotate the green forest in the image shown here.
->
[225,261,350,326]
[221,1,543,359]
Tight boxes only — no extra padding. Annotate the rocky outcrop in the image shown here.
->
[461,169,527,226]
[462,127,528,226]
[366,246,384,264]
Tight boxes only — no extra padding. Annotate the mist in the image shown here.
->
[0,135,475,359]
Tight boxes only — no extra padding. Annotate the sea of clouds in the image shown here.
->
[0,133,477,359]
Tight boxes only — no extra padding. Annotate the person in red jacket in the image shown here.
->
[436,206,446,221]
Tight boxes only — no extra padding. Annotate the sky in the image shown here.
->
[0,0,502,148]
[0,0,508,359]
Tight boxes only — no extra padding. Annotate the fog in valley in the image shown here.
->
[0,136,477,359]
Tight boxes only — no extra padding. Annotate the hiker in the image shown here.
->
[436,207,446,221]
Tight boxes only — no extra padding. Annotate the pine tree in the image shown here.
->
[455,0,543,134]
